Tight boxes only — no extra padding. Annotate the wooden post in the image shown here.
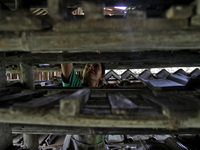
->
[20,62,34,90]
[0,124,13,150]
[165,5,192,19]
[48,0,74,21]
[82,1,103,20]
[60,89,90,116]
[20,63,37,149]
[191,0,200,26]
[23,134,39,150]
[0,53,6,88]
[0,53,13,150]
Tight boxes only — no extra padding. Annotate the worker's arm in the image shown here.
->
[61,63,73,81]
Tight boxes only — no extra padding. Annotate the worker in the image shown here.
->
[61,62,107,150]
[61,63,105,88]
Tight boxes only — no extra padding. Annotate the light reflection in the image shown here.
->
[114,6,127,10]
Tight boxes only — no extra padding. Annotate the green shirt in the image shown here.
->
[62,67,104,145]
[62,67,82,87]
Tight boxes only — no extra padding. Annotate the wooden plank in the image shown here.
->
[0,10,45,31]
[0,86,21,97]
[13,92,69,109]
[5,51,200,68]
[60,88,90,116]
[0,88,9,97]
[35,87,142,97]
[0,91,47,105]
[141,90,200,119]
[108,93,138,114]
[0,103,196,129]
[53,18,188,31]
[11,124,200,135]
[81,107,111,114]
[1,30,200,52]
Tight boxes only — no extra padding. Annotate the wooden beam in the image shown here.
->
[0,53,13,150]
[13,92,69,114]
[23,134,38,150]
[1,30,200,52]
[53,18,188,31]
[0,53,6,88]
[0,91,46,105]
[11,124,200,135]
[60,88,90,116]
[20,62,34,89]
[5,51,200,70]
[108,93,138,114]
[0,10,44,31]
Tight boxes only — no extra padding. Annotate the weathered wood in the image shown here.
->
[0,86,21,97]
[191,0,200,26]
[81,107,111,114]
[5,51,200,68]
[0,101,197,130]
[0,123,12,150]
[20,62,34,90]
[23,134,38,150]
[165,5,192,19]
[0,91,46,105]
[0,10,43,31]
[0,53,6,88]
[11,124,200,135]
[13,92,69,110]
[0,53,13,150]
[141,90,199,119]
[1,30,200,52]
[60,88,90,116]
[108,93,138,114]
[53,18,188,31]
[35,87,142,97]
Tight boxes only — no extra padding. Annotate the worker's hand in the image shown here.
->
[99,83,118,89]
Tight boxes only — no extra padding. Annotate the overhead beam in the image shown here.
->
[1,29,200,52]
[53,18,188,32]
[0,10,45,31]
[11,124,200,135]
[5,51,200,69]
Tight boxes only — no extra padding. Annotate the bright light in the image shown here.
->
[106,8,113,11]
[114,6,127,10]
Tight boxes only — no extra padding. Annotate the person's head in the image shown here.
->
[82,63,105,87]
